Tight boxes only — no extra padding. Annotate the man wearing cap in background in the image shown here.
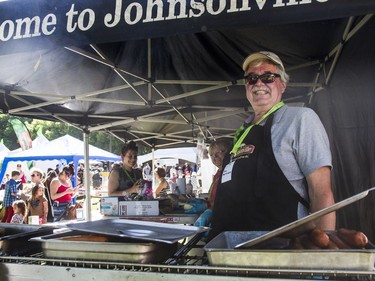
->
[208,51,336,240]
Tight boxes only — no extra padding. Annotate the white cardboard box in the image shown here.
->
[118,200,159,216]
[100,197,119,216]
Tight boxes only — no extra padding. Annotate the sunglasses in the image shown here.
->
[244,73,281,85]
[31,174,40,177]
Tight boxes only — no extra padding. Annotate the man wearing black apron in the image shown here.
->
[209,51,336,241]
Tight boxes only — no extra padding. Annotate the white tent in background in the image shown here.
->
[32,134,49,147]
[0,134,120,183]
[137,147,198,165]
[8,133,50,156]
[0,143,10,162]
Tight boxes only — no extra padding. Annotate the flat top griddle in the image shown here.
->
[66,219,208,244]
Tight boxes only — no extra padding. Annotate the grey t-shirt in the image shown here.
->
[256,105,332,218]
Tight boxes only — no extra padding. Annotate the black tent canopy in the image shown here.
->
[0,0,374,240]
[0,17,371,146]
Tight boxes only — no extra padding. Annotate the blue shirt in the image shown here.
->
[3,179,18,207]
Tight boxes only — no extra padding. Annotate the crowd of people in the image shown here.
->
[107,141,176,199]
[0,163,78,224]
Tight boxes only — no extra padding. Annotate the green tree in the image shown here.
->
[0,115,125,153]
[0,115,152,155]
[29,119,125,153]
[0,115,33,150]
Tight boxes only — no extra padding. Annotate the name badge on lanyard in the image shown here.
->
[221,161,235,183]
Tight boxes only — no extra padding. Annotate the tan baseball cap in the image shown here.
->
[242,51,285,73]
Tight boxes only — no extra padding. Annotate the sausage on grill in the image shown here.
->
[337,228,368,248]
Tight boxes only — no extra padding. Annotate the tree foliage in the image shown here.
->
[0,115,127,154]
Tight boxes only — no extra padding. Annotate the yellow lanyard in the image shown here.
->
[231,101,285,155]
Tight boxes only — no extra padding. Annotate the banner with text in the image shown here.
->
[1,0,375,55]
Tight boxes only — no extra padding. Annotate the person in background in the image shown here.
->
[162,164,168,177]
[153,167,170,198]
[50,164,77,220]
[208,51,335,241]
[10,200,27,224]
[50,164,76,202]
[54,164,60,175]
[194,139,232,227]
[77,163,84,186]
[1,173,10,189]
[177,165,183,178]
[182,162,192,177]
[1,170,20,223]
[16,163,26,190]
[108,141,143,196]
[169,164,177,183]
[92,164,102,189]
[29,168,44,186]
[142,163,152,181]
[196,163,202,188]
[26,168,48,224]
[42,170,57,222]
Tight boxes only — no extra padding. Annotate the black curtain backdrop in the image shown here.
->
[310,18,375,241]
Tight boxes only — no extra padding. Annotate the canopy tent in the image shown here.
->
[0,143,10,162]
[137,147,198,165]
[0,0,373,239]
[0,134,120,184]
[0,1,374,149]
[30,134,49,148]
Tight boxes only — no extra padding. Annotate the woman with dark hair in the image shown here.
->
[153,167,170,198]
[42,170,57,222]
[49,164,77,220]
[108,141,143,196]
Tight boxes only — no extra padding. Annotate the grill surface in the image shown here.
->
[1,253,375,280]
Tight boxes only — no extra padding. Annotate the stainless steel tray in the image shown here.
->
[0,223,55,256]
[235,186,375,249]
[65,219,208,244]
[204,231,375,271]
[30,230,177,263]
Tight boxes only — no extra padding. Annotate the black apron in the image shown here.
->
[208,114,309,241]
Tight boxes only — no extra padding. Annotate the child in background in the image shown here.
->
[10,200,27,224]
[1,170,20,223]
[27,184,48,224]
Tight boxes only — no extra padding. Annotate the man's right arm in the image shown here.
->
[306,166,336,230]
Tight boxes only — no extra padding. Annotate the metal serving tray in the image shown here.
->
[0,223,55,256]
[204,231,375,271]
[30,229,178,263]
[235,187,375,249]
[65,219,208,244]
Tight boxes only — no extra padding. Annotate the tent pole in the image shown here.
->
[152,147,155,191]
[83,131,92,221]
